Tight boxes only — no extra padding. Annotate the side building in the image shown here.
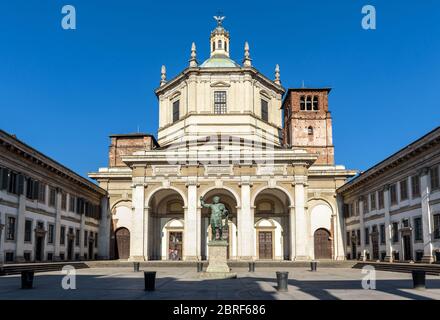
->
[0,130,110,264]
[338,127,440,263]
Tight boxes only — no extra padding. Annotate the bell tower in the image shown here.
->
[210,15,230,57]
[282,88,334,165]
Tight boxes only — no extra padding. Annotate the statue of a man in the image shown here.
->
[200,196,229,241]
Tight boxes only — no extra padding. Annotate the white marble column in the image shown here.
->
[238,177,254,260]
[98,196,111,260]
[289,205,296,260]
[383,185,393,262]
[79,211,85,259]
[54,188,62,260]
[294,178,309,260]
[14,194,27,262]
[184,179,198,261]
[420,168,434,263]
[359,197,366,261]
[334,195,345,260]
[129,181,146,261]
[0,221,4,265]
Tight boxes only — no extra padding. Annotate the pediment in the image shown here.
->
[210,81,231,88]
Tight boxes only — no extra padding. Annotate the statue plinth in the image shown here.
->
[199,240,236,279]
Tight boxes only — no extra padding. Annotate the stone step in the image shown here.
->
[352,262,440,275]
[0,262,89,276]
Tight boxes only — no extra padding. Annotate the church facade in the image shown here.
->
[89,18,356,262]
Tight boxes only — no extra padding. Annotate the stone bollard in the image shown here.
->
[412,270,426,290]
[197,262,203,272]
[21,270,34,289]
[310,261,317,272]
[144,271,156,291]
[133,262,140,272]
[248,262,255,273]
[276,271,289,292]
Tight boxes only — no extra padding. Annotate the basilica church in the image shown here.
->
[89,17,356,262]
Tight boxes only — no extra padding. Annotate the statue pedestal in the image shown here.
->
[200,240,236,279]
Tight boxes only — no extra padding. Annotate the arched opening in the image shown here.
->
[218,39,223,50]
[314,228,332,260]
[115,227,130,260]
[201,188,238,260]
[148,189,185,260]
[253,188,291,260]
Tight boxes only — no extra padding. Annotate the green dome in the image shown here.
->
[200,55,240,68]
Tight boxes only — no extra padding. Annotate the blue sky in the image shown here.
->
[0,0,439,178]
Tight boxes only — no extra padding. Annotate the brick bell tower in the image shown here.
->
[282,88,334,165]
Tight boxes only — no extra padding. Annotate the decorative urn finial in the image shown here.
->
[243,41,252,67]
[160,65,167,86]
[189,42,198,67]
[274,64,281,85]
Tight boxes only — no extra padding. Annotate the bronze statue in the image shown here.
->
[200,195,229,241]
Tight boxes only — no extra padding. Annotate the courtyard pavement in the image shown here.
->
[0,267,440,300]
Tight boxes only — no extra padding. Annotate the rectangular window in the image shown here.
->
[214,91,227,114]
[346,231,350,245]
[378,190,384,209]
[60,226,66,245]
[363,197,368,213]
[75,229,80,246]
[26,177,34,199]
[380,224,385,244]
[370,193,376,211]
[49,187,56,207]
[400,179,408,201]
[390,184,397,205]
[434,214,440,239]
[261,99,268,122]
[61,192,67,211]
[95,233,98,248]
[414,217,423,241]
[24,220,32,242]
[392,222,399,243]
[0,167,8,190]
[172,100,180,123]
[411,175,420,198]
[356,229,361,246]
[300,96,305,110]
[364,228,370,245]
[7,171,18,194]
[5,252,14,262]
[69,195,75,212]
[6,217,16,240]
[38,183,46,203]
[431,166,440,190]
[84,231,88,247]
[312,96,319,110]
[48,224,54,244]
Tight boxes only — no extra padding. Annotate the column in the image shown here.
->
[54,187,62,260]
[129,181,146,261]
[335,195,345,260]
[383,185,393,262]
[143,206,150,261]
[14,194,27,262]
[359,197,366,261]
[0,221,4,265]
[98,196,111,260]
[184,178,198,261]
[79,211,85,259]
[294,178,309,260]
[420,168,434,263]
[238,177,254,260]
[289,205,296,260]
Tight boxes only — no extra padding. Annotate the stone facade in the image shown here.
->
[89,18,356,262]
[338,127,440,263]
[0,130,110,264]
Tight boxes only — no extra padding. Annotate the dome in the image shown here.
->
[200,54,240,68]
